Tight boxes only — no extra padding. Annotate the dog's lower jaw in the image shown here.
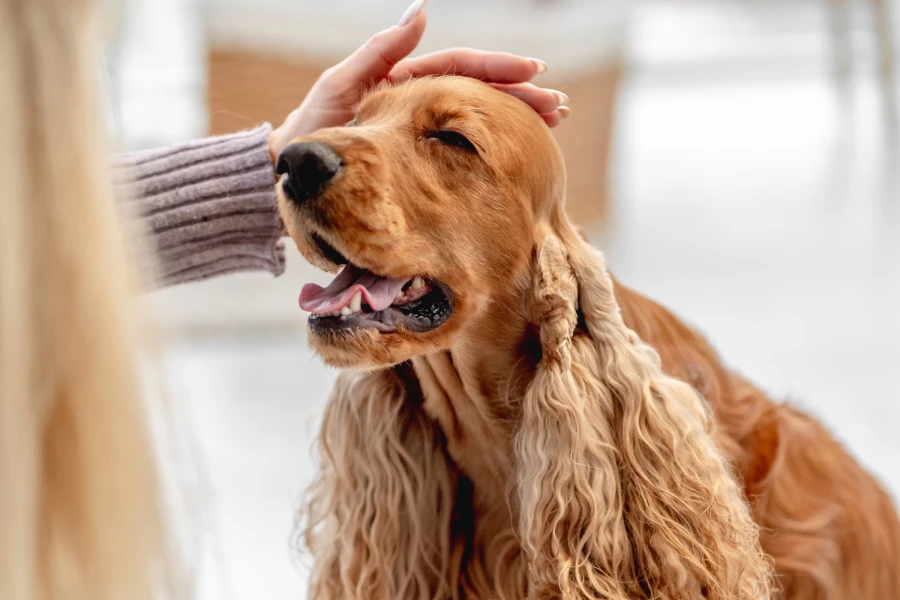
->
[307,328,401,370]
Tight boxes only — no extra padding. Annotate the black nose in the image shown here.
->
[275,142,343,204]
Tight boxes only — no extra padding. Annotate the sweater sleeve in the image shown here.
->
[113,124,286,287]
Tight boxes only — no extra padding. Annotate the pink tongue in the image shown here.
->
[299,265,411,315]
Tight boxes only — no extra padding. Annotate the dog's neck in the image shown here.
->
[411,291,538,503]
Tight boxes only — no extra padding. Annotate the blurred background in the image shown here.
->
[103,0,900,598]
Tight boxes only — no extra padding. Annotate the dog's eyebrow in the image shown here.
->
[432,106,470,124]
[430,106,489,133]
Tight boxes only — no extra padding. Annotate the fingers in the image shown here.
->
[305,0,572,132]
[490,83,568,115]
[541,108,570,128]
[326,1,427,94]
[490,83,571,128]
[390,49,547,84]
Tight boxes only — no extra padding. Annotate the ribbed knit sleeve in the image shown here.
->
[114,124,286,287]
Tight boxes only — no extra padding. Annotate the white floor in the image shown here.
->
[130,1,900,598]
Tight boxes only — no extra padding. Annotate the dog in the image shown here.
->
[276,76,900,599]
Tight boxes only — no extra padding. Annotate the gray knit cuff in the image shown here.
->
[115,124,285,287]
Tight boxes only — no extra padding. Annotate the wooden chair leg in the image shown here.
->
[871,0,898,133]
[872,0,896,79]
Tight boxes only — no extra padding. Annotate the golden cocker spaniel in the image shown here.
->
[276,76,900,600]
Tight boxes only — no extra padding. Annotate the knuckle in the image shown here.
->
[319,65,340,83]
[363,30,389,52]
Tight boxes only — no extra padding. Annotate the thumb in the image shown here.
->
[331,1,427,88]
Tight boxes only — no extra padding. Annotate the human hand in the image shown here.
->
[268,0,570,161]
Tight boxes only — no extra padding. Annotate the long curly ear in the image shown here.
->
[515,224,773,599]
[516,229,637,599]
[300,369,461,600]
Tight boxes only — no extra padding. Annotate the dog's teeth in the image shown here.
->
[411,276,425,290]
[395,291,405,301]
[349,291,362,313]
[341,306,351,316]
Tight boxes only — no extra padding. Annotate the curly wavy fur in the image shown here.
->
[517,226,771,599]
[302,367,464,600]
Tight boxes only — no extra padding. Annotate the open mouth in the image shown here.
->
[299,235,453,334]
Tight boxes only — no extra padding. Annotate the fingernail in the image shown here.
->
[559,106,572,119]
[399,0,426,26]
[547,88,569,105]
[528,58,548,74]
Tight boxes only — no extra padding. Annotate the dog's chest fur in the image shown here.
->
[412,350,531,598]
[412,351,516,500]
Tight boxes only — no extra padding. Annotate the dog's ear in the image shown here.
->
[515,220,773,599]
[301,370,460,599]
[516,226,636,599]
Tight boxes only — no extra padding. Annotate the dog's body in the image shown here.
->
[616,284,900,599]
[277,76,900,599]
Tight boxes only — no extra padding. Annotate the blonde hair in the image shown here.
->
[0,1,173,599]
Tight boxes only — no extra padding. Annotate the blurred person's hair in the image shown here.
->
[0,0,175,599]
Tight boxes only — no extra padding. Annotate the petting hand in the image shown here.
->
[268,0,570,161]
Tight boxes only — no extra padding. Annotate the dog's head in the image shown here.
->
[277,76,565,369]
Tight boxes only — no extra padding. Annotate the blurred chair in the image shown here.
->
[202,0,631,228]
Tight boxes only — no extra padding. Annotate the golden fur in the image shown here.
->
[279,76,900,599]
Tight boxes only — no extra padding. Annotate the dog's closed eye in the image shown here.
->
[425,130,478,154]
